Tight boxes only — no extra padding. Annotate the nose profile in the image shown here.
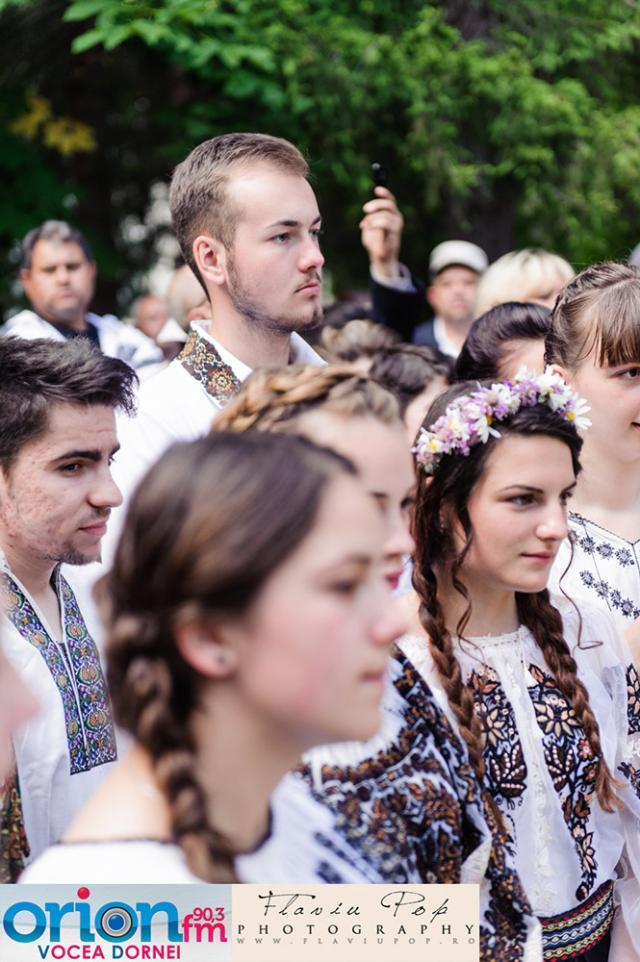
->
[299,233,325,273]
[537,502,569,543]
[90,469,123,510]
[373,595,407,650]
[385,507,415,560]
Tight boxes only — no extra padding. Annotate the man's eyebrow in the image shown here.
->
[266,214,322,229]
[52,444,120,463]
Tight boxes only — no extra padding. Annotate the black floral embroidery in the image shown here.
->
[626,665,640,734]
[615,547,634,567]
[299,651,531,961]
[527,664,599,902]
[595,542,614,560]
[578,572,640,619]
[618,666,640,799]
[469,667,528,811]
[577,534,596,554]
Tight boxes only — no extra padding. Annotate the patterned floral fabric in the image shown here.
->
[470,667,527,810]
[0,764,29,883]
[550,512,640,629]
[2,570,116,774]
[470,659,599,903]
[178,328,242,404]
[300,649,536,962]
[400,601,640,956]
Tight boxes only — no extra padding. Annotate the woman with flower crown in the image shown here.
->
[403,369,640,961]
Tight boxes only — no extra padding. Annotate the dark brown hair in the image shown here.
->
[99,430,355,881]
[318,319,399,364]
[546,261,640,369]
[0,337,137,471]
[370,344,451,416]
[413,384,620,815]
[455,302,550,382]
[170,132,309,286]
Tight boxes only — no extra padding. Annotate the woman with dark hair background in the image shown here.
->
[401,373,640,960]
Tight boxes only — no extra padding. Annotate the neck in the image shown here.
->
[435,567,519,637]
[0,539,56,597]
[44,312,88,334]
[209,304,293,369]
[191,684,304,852]
[574,437,640,514]
[441,316,473,352]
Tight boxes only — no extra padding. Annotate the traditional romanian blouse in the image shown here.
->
[399,599,640,956]
[264,650,542,962]
[550,512,640,633]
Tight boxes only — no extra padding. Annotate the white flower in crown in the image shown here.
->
[566,396,592,430]
[414,367,591,473]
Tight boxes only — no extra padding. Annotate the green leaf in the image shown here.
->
[71,27,105,53]
[63,0,104,23]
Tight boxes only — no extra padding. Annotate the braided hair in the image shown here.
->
[412,383,621,814]
[213,363,400,434]
[97,431,357,880]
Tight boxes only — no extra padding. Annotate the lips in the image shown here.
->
[79,515,109,537]
[295,275,322,294]
[384,570,402,590]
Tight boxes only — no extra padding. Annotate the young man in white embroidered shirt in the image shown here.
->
[0,337,136,864]
[105,132,326,559]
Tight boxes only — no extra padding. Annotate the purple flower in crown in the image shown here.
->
[413,366,591,474]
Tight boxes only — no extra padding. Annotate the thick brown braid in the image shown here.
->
[411,559,505,830]
[213,363,399,434]
[105,611,236,881]
[518,592,622,812]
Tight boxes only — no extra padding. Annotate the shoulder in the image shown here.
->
[1,311,62,340]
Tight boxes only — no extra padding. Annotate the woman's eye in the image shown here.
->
[509,494,533,506]
[560,490,574,505]
[272,233,289,244]
[329,580,358,595]
[619,367,640,379]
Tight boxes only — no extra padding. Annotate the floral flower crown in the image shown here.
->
[413,367,591,475]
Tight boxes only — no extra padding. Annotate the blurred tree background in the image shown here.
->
[1,0,640,316]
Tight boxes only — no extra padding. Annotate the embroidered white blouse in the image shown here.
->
[550,512,640,634]
[399,598,640,953]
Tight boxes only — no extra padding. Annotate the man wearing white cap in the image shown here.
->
[360,186,488,357]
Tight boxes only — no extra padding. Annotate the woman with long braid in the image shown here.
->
[21,430,404,883]
[402,372,640,960]
[215,364,542,961]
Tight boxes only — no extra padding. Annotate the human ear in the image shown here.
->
[174,618,239,680]
[550,363,571,385]
[192,235,227,290]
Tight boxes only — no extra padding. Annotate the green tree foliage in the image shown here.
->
[2,0,640,312]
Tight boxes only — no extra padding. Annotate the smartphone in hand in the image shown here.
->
[371,162,388,189]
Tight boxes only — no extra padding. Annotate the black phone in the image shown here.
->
[371,162,387,189]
